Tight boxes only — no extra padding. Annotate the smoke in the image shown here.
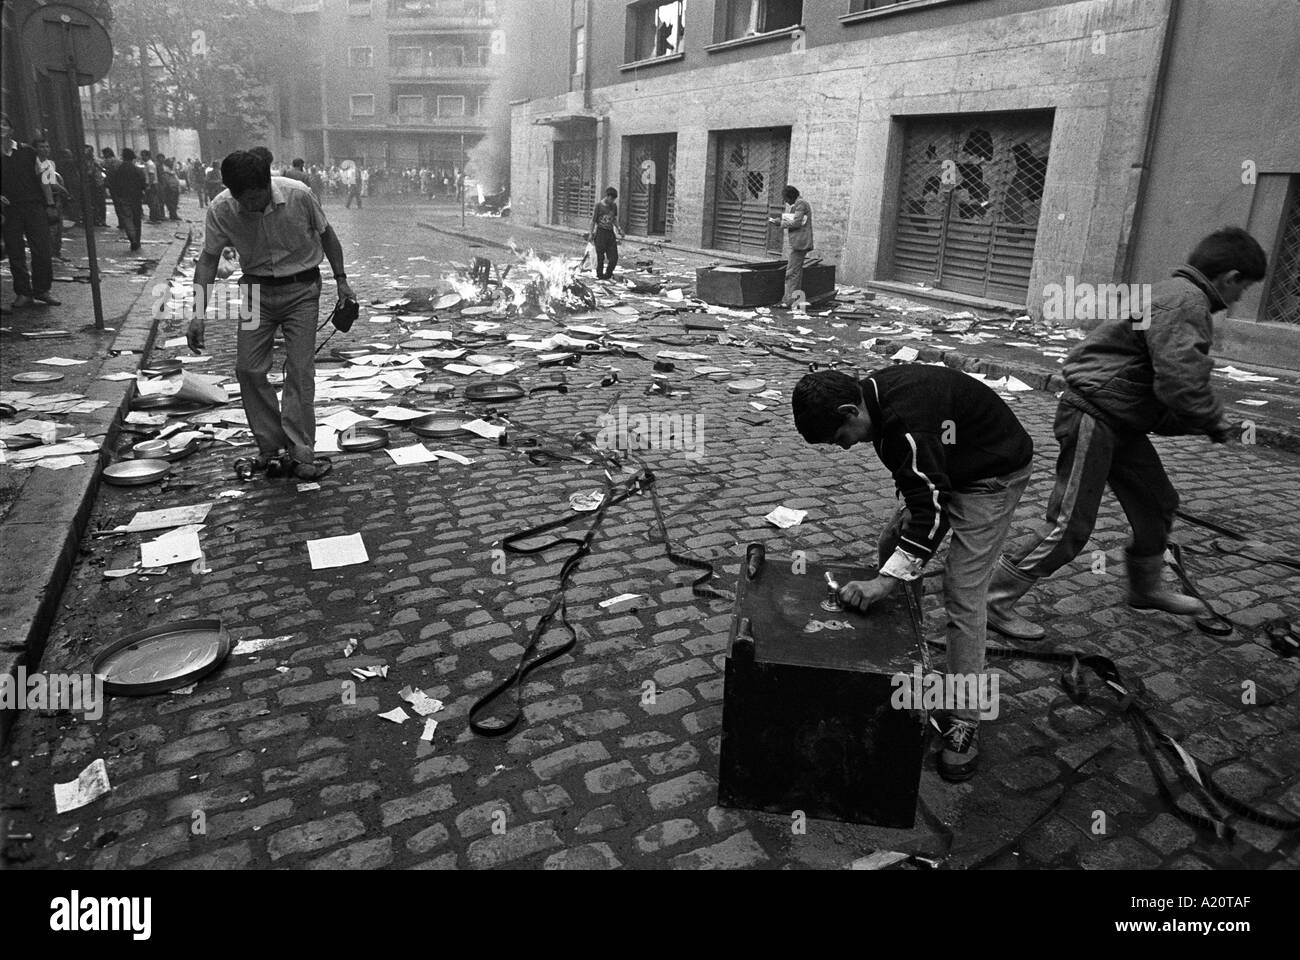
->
[465,41,512,195]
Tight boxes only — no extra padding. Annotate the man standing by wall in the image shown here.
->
[342,163,361,209]
[187,150,355,482]
[1,114,59,308]
[771,185,814,309]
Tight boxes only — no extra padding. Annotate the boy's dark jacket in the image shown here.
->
[1063,265,1227,437]
[862,365,1033,567]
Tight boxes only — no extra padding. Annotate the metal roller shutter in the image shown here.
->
[713,128,790,255]
[1263,178,1300,324]
[894,114,1052,303]
[554,140,596,229]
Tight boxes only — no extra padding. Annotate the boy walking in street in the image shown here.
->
[986,227,1269,641]
[108,148,146,252]
[793,364,1034,781]
[588,187,624,280]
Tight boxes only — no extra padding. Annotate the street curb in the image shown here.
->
[859,337,1299,453]
[0,228,194,752]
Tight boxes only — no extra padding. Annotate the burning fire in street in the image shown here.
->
[438,242,597,318]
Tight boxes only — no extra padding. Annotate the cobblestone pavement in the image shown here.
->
[3,202,1298,870]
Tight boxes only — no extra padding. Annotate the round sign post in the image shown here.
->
[21,4,114,332]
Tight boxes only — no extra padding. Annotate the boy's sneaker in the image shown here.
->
[936,716,980,783]
[11,295,35,308]
[288,458,332,482]
[32,291,62,306]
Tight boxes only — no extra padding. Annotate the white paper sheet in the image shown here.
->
[307,532,369,570]
[765,506,807,529]
[140,527,203,567]
[318,410,371,431]
[379,706,410,724]
[420,718,438,741]
[35,456,87,470]
[371,406,426,422]
[54,759,111,814]
[430,450,473,465]
[443,363,480,376]
[34,356,86,366]
[314,424,342,454]
[386,443,439,466]
[461,419,505,439]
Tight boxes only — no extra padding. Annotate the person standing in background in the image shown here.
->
[284,158,310,187]
[1,114,60,308]
[588,187,624,280]
[84,145,107,226]
[33,138,71,262]
[160,157,181,220]
[108,146,146,252]
[141,149,162,222]
[101,148,125,234]
[771,185,814,309]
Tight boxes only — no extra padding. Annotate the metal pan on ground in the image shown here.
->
[464,380,526,402]
[460,305,497,317]
[140,359,182,376]
[0,403,16,419]
[409,415,470,439]
[12,371,64,383]
[103,459,172,486]
[332,347,370,362]
[338,425,390,452]
[434,294,462,311]
[92,618,232,696]
[727,378,769,394]
[129,395,212,414]
[414,382,456,399]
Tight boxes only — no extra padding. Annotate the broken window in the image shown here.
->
[628,1,685,62]
[721,0,801,40]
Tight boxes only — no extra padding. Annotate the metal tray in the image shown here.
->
[12,371,64,383]
[91,618,232,696]
[434,293,463,311]
[464,380,525,402]
[409,415,470,439]
[727,378,768,393]
[103,459,172,486]
[460,305,497,317]
[140,359,182,376]
[338,425,390,452]
[332,347,370,361]
[129,395,212,413]
[414,382,456,398]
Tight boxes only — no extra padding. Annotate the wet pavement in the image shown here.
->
[2,197,1297,870]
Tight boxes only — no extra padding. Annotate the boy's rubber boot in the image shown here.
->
[985,557,1046,642]
[1126,549,1207,616]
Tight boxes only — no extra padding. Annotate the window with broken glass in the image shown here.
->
[627,1,685,63]
[719,0,801,40]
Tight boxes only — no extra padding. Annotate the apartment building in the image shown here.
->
[506,0,1299,361]
[276,0,501,173]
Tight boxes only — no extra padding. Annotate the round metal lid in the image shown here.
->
[460,305,497,316]
[434,293,463,311]
[727,378,768,393]
[332,347,370,361]
[414,382,456,397]
[338,425,390,452]
[92,619,232,696]
[129,395,211,413]
[409,415,469,439]
[12,371,64,383]
[464,380,525,402]
[103,459,172,486]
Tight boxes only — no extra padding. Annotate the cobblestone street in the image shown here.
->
[3,201,1298,872]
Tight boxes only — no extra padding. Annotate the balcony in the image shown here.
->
[389,63,495,82]
[318,113,490,132]
[266,0,322,12]
[386,0,496,30]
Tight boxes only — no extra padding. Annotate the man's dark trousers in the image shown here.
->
[2,200,54,295]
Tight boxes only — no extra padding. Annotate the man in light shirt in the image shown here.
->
[141,149,162,222]
[188,150,355,482]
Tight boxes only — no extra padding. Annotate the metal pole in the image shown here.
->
[132,0,158,155]
[61,22,104,330]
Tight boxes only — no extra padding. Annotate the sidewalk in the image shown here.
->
[420,211,1300,452]
[0,212,194,748]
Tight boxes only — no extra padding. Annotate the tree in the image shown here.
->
[107,0,294,157]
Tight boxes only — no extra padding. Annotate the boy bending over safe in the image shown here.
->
[986,227,1268,641]
[793,365,1034,781]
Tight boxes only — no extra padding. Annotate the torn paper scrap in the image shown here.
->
[54,759,111,814]
[350,665,389,681]
[232,635,295,656]
[430,450,473,465]
[420,718,438,742]
[891,347,920,362]
[386,443,439,466]
[765,506,807,529]
[307,533,369,570]
[461,419,505,440]
[598,593,644,614]
[399,686,445,717]
[851,850,912,870]
[379,706,410,724]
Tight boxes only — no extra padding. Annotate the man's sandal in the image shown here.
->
[233,452,291,482]
[288,458,333,482]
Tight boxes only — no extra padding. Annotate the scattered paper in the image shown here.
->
[371,406,427,422]
[307,533,369,570]
[232,635,294,656]
[892,347,920,362]
[34,357,86,367]
[765,506,807,529]
[36,456,87,470]
[430,450,472,465]
[1235,398,1268,406]
[319,410,371,431]
[387,443,439,466]
[851,850,911,870]
[443,363,480,376]
[351,665,389,681]
[54,759,111,814]
[118,503,214,534]
[379,706,410,724]
[570,490,605,512]
[99,371,138,381]
[343,639,358,657]
[399,686,444,717]
[420,718,438,742]
[598,593,644,613]
[140,528,203,568]
[461,419,505,440]
[1003,376,1033,392]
